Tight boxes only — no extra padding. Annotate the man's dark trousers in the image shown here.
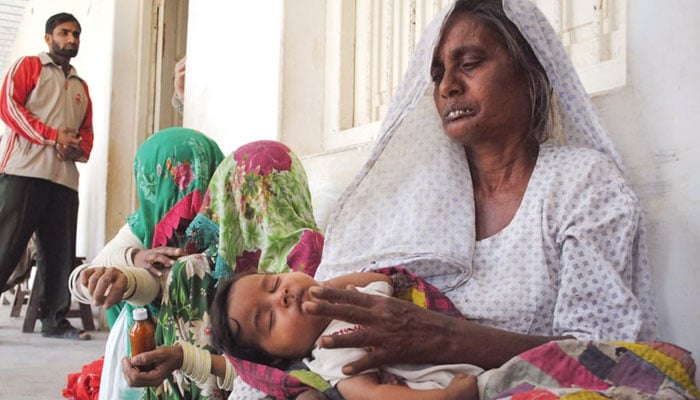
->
[0,173,78,332]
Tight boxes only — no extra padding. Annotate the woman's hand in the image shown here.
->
[303,285,460,374]
[79,267,127,308]
[121,345,184,387]
[132,246,184,277]
[173,56,186,100]
[304,286,565,372]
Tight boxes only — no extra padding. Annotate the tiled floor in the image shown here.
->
[0,301,107,400]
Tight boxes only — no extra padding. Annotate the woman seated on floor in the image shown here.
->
[70,126,226,399]
[294,0,673,398]
[225,0,673,398]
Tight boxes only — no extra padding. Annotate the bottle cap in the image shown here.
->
[132,308,148,321]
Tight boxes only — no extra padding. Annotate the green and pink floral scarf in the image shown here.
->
[127,126,224,249]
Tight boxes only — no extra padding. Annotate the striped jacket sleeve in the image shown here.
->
[76,79,94,161]
[0,56,59,144]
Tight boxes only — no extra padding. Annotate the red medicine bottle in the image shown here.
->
[129,308,156,359]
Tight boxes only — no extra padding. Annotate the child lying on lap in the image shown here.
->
[210,271,482,400]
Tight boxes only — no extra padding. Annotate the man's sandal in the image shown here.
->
[41,327,91,341]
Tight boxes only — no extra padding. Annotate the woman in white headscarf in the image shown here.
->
[222,0,696,398]
[306,0,659,376]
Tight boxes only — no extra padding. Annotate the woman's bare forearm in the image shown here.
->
[210,354,228,379]
[304,286,572,372]
[435,318,572,368]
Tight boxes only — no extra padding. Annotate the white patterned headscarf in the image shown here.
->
[315,0,653,328]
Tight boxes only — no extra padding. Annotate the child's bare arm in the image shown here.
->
[321,272,390,291]
[336,373,478,400]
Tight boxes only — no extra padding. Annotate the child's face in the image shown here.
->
[227,272,331,360]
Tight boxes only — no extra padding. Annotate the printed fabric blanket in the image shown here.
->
[225,266,699,399]
[481,340,699,399]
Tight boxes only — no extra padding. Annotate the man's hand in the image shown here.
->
[55,143,84,161]
[132,247,185,277]
[121,345,184,387]
[56,127,81,146]
[55,127,83,161]
[79,267,128,309]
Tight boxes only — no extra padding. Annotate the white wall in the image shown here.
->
[8,0,114,260]
[183,1,283,155]
[594,0,700,365]
[279,0,326,155]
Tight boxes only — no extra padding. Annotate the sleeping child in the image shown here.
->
[210,270,482,400]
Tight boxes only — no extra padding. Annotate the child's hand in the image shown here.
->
[296,390,329,400]
[446,373,478,400]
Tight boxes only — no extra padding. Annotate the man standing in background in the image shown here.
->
[0,12,93,340]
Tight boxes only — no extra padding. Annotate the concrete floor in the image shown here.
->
[0,301,107,400]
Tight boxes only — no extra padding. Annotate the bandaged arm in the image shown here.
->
[69,223,160,305]
[91,224,143,268]
[70,264,161,306]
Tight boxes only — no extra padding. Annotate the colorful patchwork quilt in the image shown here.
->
[481,340,698,399]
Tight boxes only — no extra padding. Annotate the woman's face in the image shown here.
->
[227,272,331,360]
[431,14,531,146]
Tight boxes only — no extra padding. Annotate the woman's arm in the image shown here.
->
[122,346,183,387]
[122,344,235,391]
[71,265,160,308]
[304,286,570,374]
[336,372,477,400]
[552,153,655,340]
[74,222,183,308]
[92,223,184,277]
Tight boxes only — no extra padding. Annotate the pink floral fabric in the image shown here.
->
[287,229,324,276]
[156,140,323,399]
[233,140,292,176]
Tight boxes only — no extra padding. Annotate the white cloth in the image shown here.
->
[228,376,271,400]
[315,0,658,341]
[304,282,483,389]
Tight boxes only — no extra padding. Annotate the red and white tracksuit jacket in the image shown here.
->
[0,52,93,191]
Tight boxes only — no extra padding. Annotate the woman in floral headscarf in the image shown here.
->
[71,126,224,323]
[69,126,224,399]
[118,140,324,399]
